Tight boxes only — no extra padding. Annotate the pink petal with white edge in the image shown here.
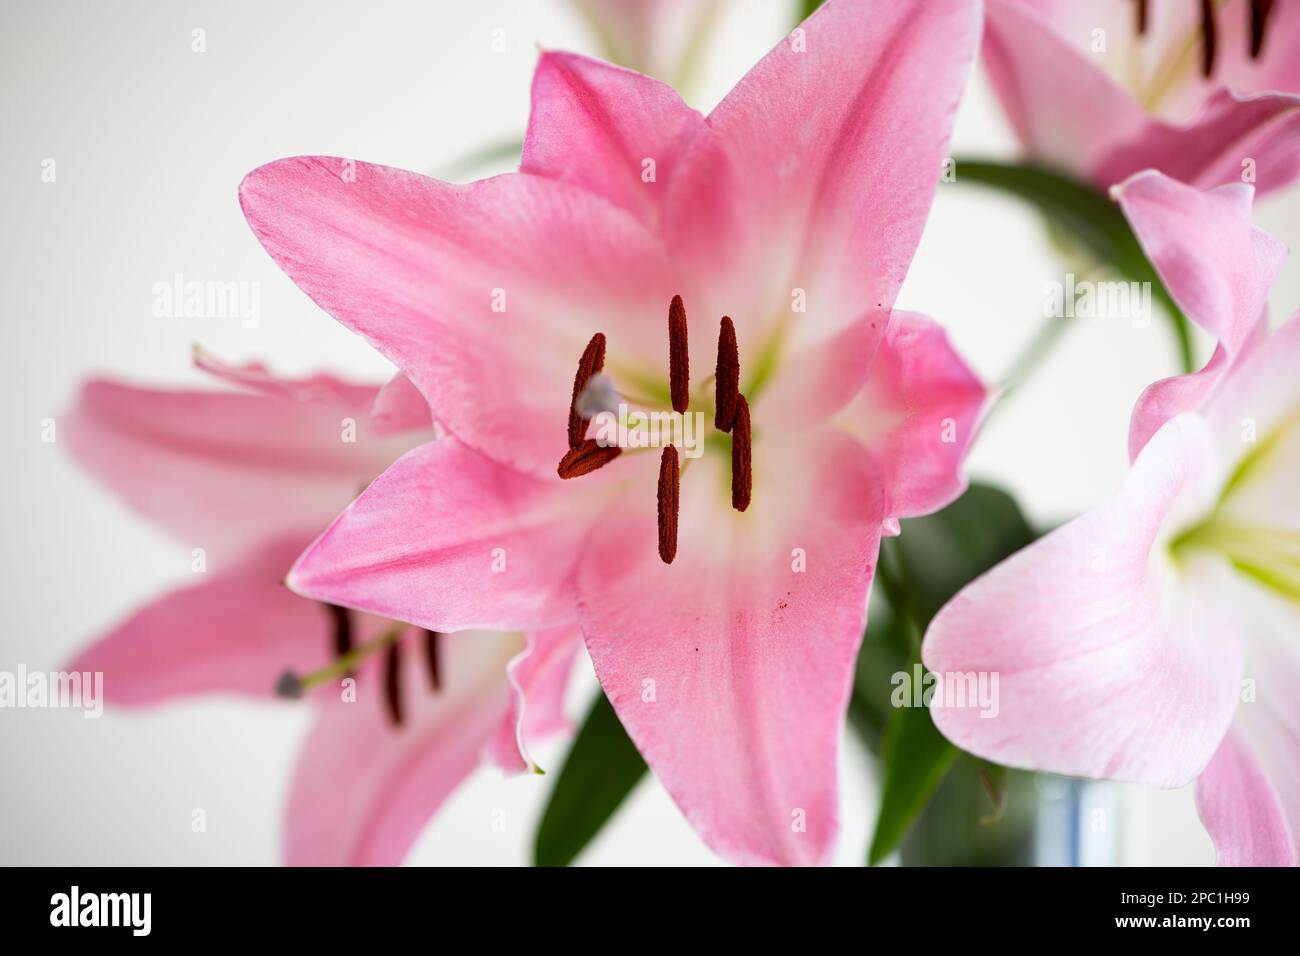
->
[577,430,885,866]
[1112,170,1286,458]
[837,311,987,521]
[522,52,704,228]
[284,629,522,866]
[483,624,582,774]
[1201,310,1300,532]
[923,415,1243,787]
[982,0,1148,181]
[67,539,331,704]
[1196,575,1300,866]
[1196,730,1293,866]
[64,377,420,560]
[661,0,982,363]
[287,438,638,633]
[239,157,675,479]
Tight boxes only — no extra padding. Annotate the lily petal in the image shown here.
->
[239,157,675,479]
[1201,310,1300,532]
[837,310,987,521]
[1095,89,1300,197]
[67,539,330,703]
[1112,170,1286,458]
[287,438,633,632]
[191,346,383,411]
[986,1,1300,193]
[284,629,521,866]
[923,414,1243,787]
[983,0,1148,181]
[1195,579,1300,866]
[369,372,435,437]
[661,0,982,359]
[577,430,885,866]
[64,377,417,559]
[484,624,582,775]
[522,51,704,227]
[1196,728,1294,866]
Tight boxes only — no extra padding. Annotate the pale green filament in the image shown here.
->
[1173,520,1300,602]
[278,626,401,696]
[1170,401,1300,604]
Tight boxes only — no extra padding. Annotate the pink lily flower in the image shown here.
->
[923,170,1300,865]
[65,351,579,865]
[238,0,986,866]
[984,0,1300,193]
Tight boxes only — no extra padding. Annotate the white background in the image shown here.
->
[3,0,1297,866]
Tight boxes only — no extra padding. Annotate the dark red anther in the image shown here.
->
[714,315,740,432]
[1250,0,1275,58]
[669,295,689,414]
[327,604,354,677]
[384,641,403,726]
[424,630,441,691]
[558,439,622,479]
[1135,0,1147,35]
[731,395,752,513]
[658,445,679,564]
[1200,0,1217,77]
[568,333,606,448]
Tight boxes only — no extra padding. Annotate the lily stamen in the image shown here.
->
[669,294,690,413]
[731,395,752,512]
[424,629,442,691]
[715,316,740,432]
[658,445,680,563]
[1250,0,1274,58]
[327,603,354,676]
[1200,0,1217,77]
[384,641,404,725]
[559,297,754,558]
[558,438,622,478]
[568,333,607,448]
[276,625,401,698]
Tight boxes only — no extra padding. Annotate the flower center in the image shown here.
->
[556,296,753,564]
[1169,401,1300,604]
[1131,0,1277,112]
[275,605,442,727]
[1172,519,1300,602]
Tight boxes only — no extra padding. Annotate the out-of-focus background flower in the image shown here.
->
[3,0,1299,865]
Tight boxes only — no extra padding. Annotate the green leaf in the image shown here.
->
[868,688,959,864]
[795,0,827,25]
[951,158,1195,374]
[533,691,647,867]
[864,483,1038,864]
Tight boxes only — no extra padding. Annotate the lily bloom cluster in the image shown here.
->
[66,0,1300,866]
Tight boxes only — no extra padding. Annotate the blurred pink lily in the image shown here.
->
[66,351,578,865]
[569,0,725,87]
[239,0,986,866]
[923,170,1300,865]
[984,0,1300,193]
